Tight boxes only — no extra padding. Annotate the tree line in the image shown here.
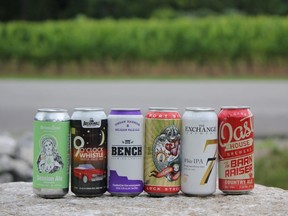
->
[1,17,288,65]
[1,0,288,21]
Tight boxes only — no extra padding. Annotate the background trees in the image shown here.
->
[1,0,288,21]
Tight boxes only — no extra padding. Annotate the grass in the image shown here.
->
[255,139,288,189]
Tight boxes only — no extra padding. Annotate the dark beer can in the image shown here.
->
[70,107,107,197]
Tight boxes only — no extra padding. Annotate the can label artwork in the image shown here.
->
[144,111,181,194]
[33,121,69,189]
[218,107,254,192]
[71,119,107,194]
[108,110,144,194]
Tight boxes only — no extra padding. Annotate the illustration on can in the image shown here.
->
[33,108,70,198]
[144,107,181,196]
[70,108,107,197]
[149,125,181,182]
[37,136,64,174]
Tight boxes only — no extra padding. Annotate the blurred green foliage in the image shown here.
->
[255,140,288,189]
[1,0,288,21]
[1,16,288,66]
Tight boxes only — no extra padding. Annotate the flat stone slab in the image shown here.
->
[1,182,287,216]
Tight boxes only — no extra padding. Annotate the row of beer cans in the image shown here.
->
[33,106,254,198]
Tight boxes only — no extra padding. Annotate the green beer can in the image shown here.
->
[33,108,70,198]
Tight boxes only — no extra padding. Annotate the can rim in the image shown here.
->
[148,107,178,111]
[110,108,141,111]
[221,106,250,110]
[37,108,68,113]
[74,107,104,111]
[185,107,215,111]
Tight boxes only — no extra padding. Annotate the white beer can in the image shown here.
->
[181,107,218,196]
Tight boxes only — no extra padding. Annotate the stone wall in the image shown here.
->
[1,133,288,215]
[1,182,288,216]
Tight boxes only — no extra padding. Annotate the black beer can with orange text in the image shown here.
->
[70,107,107,197]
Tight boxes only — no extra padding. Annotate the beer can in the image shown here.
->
[33,108,70,198]
[181,107,218,196]
[144,107,181,196]
[70,107,107,197]
[218,106,254,194]
[107,108,144,196]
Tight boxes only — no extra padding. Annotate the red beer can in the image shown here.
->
[218,106,254,194]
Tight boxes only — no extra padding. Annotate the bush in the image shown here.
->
[255,140,288,189]
[1,16,288,65]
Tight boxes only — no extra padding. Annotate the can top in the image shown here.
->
[185,107,215,112]
[37,108,68,113]
[110,108,141,115]
[148,107,178,111]
[74,107,104,111]
[221,106,250,110]
[110,108,140,111]
[35,108,69,121]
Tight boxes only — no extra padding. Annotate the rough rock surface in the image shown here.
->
[0,132,33,183]
[0,182,287,216]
